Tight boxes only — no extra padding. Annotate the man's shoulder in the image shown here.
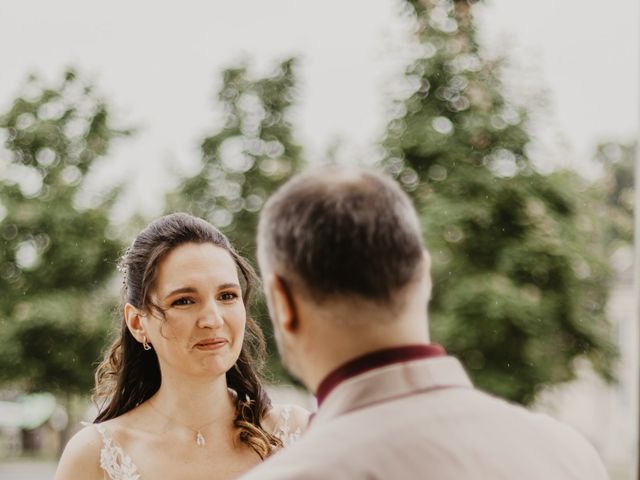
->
[462,388,601,444]
[242,386,608,480]
[240,430,355,480]
[453,389,608,476]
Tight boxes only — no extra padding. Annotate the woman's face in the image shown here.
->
[144,242,246,378]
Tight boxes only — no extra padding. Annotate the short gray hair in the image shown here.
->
[257,167,425,303]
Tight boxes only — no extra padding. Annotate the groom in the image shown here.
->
[243,167,609,479]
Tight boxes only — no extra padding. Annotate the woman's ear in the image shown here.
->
[124,303,147,343]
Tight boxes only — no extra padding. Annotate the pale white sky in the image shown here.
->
[1,0,637,219]
[476,0,639,174]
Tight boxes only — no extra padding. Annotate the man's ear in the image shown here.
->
[124,303,147,342]
[422,250,433,300]
[269,275,299,334]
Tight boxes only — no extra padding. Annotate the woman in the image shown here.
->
[55,213,309,480]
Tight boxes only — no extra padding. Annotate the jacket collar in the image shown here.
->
[316,344,446,405]
[312,355,473,426]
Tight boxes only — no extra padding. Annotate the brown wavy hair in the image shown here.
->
[93,212,282,458]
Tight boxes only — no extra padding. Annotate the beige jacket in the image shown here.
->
[241,356,608,479]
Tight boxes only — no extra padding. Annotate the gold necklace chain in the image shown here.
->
[147,400,223,447]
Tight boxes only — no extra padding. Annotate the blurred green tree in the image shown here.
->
[383,0,616,404]
[167,58,304,376]
[167,58,303,254]
[0,70,129,396]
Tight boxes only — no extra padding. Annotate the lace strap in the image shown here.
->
[85,422,141,480]
[93,423,111,445]
[273,406,302,447]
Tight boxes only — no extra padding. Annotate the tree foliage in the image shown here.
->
[383,0,616,404]
[0,71,128,395]
[167,58,304,256]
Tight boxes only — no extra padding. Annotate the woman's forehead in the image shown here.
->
[156,242,239,287]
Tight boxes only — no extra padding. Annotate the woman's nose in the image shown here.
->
[198,299,224,328]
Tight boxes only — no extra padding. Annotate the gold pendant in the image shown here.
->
[196,432,206,447]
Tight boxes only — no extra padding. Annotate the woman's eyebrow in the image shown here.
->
[164,283,241,299]
[164,286,197,299]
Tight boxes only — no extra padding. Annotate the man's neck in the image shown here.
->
[303,317,430,394]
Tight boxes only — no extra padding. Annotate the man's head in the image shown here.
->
[257,167,431,388]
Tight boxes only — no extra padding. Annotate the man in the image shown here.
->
[244,167,608,479]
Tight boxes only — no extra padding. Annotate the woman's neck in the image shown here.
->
[147,372,235,428]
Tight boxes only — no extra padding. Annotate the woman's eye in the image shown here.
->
[218,292,238,302]
[172,297,194,307]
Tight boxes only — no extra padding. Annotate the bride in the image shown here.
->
[55,213,309,480]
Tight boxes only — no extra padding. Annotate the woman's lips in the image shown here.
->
[194,338,228,350]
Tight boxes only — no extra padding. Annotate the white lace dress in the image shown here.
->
[92,406,303,480]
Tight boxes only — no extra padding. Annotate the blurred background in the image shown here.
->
[0,0,637,478]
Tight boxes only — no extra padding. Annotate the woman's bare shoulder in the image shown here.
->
[54,424,104,480]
